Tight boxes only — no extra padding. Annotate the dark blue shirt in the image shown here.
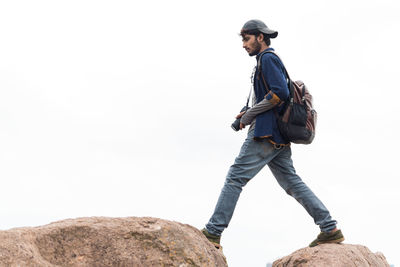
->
[253,48,290,145]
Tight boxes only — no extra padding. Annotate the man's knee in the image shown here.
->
[225,175,249,189]
[283,180,307,197]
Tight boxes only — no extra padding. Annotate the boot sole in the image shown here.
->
[211,242,222,249]
[317,237,345,245]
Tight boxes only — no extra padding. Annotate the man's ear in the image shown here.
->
[257,33,264,43]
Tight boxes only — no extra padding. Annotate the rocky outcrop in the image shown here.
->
[273,243,389,267]
[0,217,227,267]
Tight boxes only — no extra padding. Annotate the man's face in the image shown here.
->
[242,34,262,56]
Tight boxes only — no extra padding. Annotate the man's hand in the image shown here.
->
[236,111,246,130]
[236,111,246,119]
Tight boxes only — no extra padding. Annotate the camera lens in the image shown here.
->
[231,118,241,131]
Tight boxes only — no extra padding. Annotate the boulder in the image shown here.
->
[0,217,227,267]
[273,243,389,267]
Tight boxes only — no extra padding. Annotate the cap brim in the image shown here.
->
[260,28,278,38]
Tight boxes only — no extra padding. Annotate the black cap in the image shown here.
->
[242,19,278,38]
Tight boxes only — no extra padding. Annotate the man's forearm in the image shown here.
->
[240,98,276,126]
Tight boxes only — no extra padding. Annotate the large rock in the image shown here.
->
[0,217,227,266]
[273,243,389,267]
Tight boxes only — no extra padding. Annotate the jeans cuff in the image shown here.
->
[205,225,222,236]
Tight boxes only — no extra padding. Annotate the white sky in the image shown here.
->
[1,0,399,266]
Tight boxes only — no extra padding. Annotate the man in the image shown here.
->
[202,19,344,249]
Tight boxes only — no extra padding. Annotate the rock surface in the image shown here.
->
[0,217,227,267]
[273,243,389,267]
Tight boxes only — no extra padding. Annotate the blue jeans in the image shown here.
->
[206,129,337,236]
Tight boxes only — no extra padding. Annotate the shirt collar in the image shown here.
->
[256,47,274,60]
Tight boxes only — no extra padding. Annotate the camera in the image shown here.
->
[231,106,249,131]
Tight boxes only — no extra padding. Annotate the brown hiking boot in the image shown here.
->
[309,229,345,247]
[201,228,222,249]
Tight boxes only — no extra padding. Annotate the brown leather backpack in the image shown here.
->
[259,51,317,144]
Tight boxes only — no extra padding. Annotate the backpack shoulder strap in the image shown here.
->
[258,50,293,101]
[257,50,290,80]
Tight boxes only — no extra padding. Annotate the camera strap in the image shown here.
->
[246,66,257,109]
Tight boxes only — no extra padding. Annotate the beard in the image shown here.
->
[248,40,262,56]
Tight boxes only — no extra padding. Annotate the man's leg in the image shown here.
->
[205,131,280,236]
[267,146,338,232]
